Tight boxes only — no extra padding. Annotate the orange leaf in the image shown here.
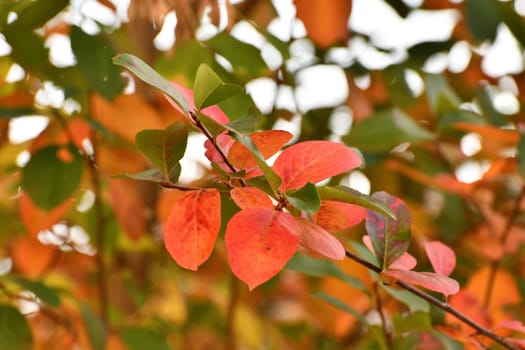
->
[164,189,221,270]
[382,269,460,297]
[446,290,491,333]
[228,130,293,169]
[424,240,456,276]
[296,217,345,260]
[19,192,73,238]
[225,208,301,290]
[230,187,274,209]
[273,141,362,191]
[108,179,146,241]
[315,200,366,233]
[10,237,58,278]
[294,0,352,48]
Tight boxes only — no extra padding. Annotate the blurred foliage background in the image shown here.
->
[2,0,525,349]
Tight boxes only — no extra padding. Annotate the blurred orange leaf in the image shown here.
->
[10,237,58,278]
[108,179,146,241]
[19,192,73,238]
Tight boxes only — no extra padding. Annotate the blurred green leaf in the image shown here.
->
[115,168,169,184]
[155,40,214,80]
[13,278,60,307]
[314,292,367,324]
[0,108,36,118]
[80,304,106,350]
[113,53,189,113]
[135,122,187,183]
[285,182,320,213]
[193,64,242,110]
[318,185,395,220]
[382,285,430,313]
[343,109,434,153]
[465,0,500,42]
[475,87,507,126]
[226,111,263,133]
[122,327,171,350]
[5,0,68,30]
[71,26,124,100]
[0,305,32,350]
[286,254,365,290]
[392,311,431,333]
[425,74,460,116]
[21,145,84,210]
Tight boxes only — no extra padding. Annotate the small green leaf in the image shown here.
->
[0,305,33,350]
[71,26,125,100]
[80,304,106,350]
[285,182,320,213]
[22,145,84,210]
[113,53,189,113]
[318,185,395,220]
[286,254,365,290]
[193,64,242,110]
[115,168,167,184]
[13,278,60,307]
[122,327,171,350]
[135,121,187,182]
[382,285,430,313]
[344,109,434,153]
[314,292,367,324]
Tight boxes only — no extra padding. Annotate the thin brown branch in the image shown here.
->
[484,185,525,308]
[344,250,520,350]
[373,281,393,350]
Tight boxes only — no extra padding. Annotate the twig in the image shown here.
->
[373,281,393,350]
[483,186,525,308]
[344,250,520,350]
[225,275,240,350]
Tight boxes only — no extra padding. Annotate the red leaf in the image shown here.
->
[108,179,146,241]
[228,130,293,169]
[424,240,456,276]
[204,133,234,171]
[382,269,460,297]
[230,187,274,210]
[167,82,229,124]
[164,189,221,270]
[272,141,362,191]
[362,235,416,270]
[296,217,345,260]
[314,200,366,233]
[225,208,301,290]
[494,320,525,334]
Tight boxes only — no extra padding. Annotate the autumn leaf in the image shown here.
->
[164,189,221,270]
[382,269,460,297]
[225,208,301,290]
[314,200,366,233]
[296,217,345,260]
[230,187,274,209]
[366,192,412,269]
[228,130,292,169]
[108,179,146,241]
[424,240,456,276]
[362,235,416,270]
[19,192,72,238]
[272,141,362,191]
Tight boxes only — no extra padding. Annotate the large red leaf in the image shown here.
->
[230,187,274,210]
[228,130,293,169]
[164,189,221,270]
[225,208,301,290]
[366,191,411,269]
[424,240,456,276]
[296,217,345,260]
[382,269,460,297]
[314,200,366,233]
[166,82,229,124]
[272,141,362,191]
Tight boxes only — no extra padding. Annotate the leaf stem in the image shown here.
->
[344,250,520,350]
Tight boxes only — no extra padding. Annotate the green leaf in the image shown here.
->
[135,121,187,182]
[80,304,106,350]
[226,111,263,133]
[392,311,432,333]
[193,64,242,110]
[314,292,367,324]
[476,87,507,126]
[518,132,525,182]
[424,74,461,116]
[21,145,84,210]
[71,26,124,100]
[343,109,434,153]
[115,168,168,184]
[121,327,171,350]
[113,53,189,113]
[285,182,320,213]
[286,254,365,290]
[382,285,430,313]
[465,0,500,42]
[0,305,33,350]
[318,185,395,220]
[6,0,68,30]
[197,112,228,138]
[0,108,37,119]
[13,278,60,307]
